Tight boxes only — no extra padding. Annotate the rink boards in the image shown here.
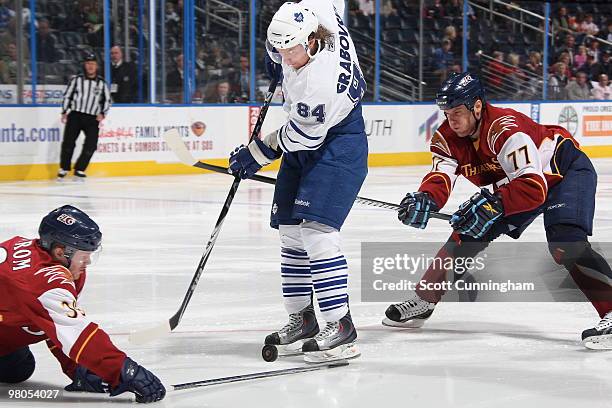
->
[0,101,611,181]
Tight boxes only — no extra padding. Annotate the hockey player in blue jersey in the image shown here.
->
[229,0,367,362]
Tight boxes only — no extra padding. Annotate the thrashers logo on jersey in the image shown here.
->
[34,265,75,288]
[487,115,518,154]
[430,132,451,157]
[460,161,502,177]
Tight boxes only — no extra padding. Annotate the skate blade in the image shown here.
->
[277,339,307,356]
[303,342,360,363]
[583,335,612,350]
[382,317,426,328]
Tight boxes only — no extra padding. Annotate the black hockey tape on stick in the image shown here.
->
[160,129,452,222]
[129,78,280,345]
[172,360,349,391]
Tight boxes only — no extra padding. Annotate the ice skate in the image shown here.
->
[264,303,319,357]
[582,311,612,350]
[302,311,360,363]
[382,292,435,328]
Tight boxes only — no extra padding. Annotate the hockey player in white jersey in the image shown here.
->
[230,0,367,362]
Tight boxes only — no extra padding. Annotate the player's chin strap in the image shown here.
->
[466,104,483,139]
[305,39,322,61]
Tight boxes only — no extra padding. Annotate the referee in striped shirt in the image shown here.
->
[58,52,111,180]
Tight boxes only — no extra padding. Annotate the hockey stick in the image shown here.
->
[171,360,348,391]
[129,78,279,345]
[160,127,452,222]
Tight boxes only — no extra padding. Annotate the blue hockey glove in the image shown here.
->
[109,357,165,404]
[229,138,281,180]
[64,365,109,393]
[451,189,504,238]
[398,192,439,229]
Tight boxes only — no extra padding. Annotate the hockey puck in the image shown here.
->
[261,345,278,362]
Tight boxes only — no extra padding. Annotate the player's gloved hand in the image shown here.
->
[451,188,504,239]
[109,357,165,404]
[64,365,109,393]
[398,192,439,229]
[229,138,281,179]
[265,41,283,82]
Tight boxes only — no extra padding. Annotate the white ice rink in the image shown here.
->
[2,160,612,408]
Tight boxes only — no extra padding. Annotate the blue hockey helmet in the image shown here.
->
[39,205,102,254]
[436,72,486,111]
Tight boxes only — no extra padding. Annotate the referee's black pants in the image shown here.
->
[60,111,100,172]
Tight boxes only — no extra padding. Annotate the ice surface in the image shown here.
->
[1,160,612,407]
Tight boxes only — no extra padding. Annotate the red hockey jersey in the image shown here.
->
[418,103,578,216]
[0,237,126,386]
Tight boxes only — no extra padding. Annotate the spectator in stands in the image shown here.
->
[228,55,250,101]
[204,79,237,103]
[566,71,591,100]
[0,0,12,31]
[487,51,512,96]
[579,14,599,37]
[557,52,574,78]
[587,38,600,63]
[574,45,588,71]
[446,0,476,21]
[64,1,88,33]
[36,19,58,63]
[601,51,612,78]
[0,54,8,83]
[585,54,604,81]
[165,1,181,40]
[555,33,576,63]
[110,46,138,103]
[525,51,543,76]
[553,6,570,34]
[205,43,232,70]
[1,42,30,84]
[432,39,454,84]
[548,62,569,100]
[604,21,612,44]
[356,0,374,16]
[424,0,445,19]
[443,25,460,56]
[166,53,184,103]
[592,74,611,100]
[381,0,397,17]
[506,53,527,99]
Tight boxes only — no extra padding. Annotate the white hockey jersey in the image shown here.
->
[277,0,366,152]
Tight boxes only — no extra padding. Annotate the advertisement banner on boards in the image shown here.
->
[0,85,66,104]
[0,106,250,165]
[539,101,612,145]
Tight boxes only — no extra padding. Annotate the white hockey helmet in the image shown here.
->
[267,2,319,50]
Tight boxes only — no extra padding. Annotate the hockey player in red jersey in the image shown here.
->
[382,72,612,349]
[0,205,165,403]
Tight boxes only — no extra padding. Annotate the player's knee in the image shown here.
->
[300,221,341,259]
[279,224,303,250]
[546,224,589,266]
[0,348,35,384]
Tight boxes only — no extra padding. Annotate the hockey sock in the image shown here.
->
[302,221,349,322]
[279,225,312,314]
